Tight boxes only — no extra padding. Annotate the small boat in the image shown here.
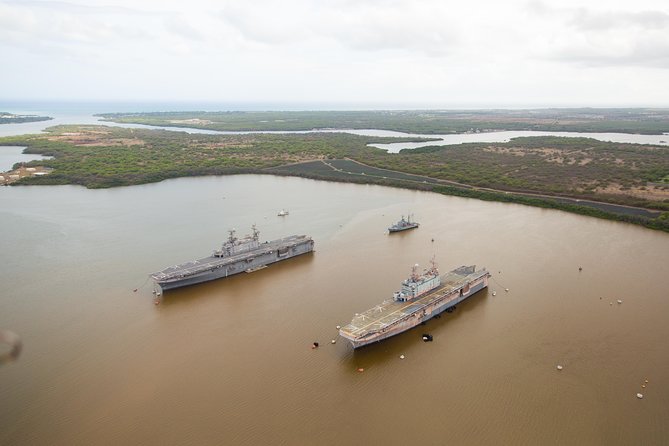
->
[277,209,289,216]
[388,214,419,233]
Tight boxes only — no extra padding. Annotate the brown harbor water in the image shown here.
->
[1,174,668,445]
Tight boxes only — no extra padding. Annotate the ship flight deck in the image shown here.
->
[340,266,489,345]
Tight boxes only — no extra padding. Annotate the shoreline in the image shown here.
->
[263,162,668,231]
[1,118,667,232]
[5,164,668,232]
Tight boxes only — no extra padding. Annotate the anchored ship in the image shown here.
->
[150,225,314,292]
[339,261,490,349]
[388,214,419,233]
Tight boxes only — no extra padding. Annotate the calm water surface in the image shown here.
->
[365,129,669,152]
[1,175,668,445]
[1,104,667,157]
[0,146,51,171]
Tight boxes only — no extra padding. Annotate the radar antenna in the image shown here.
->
[411,263,420,281]
[228,228,237,244]
[429,255,438,275]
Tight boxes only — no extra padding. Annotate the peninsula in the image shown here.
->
[1,109,668,232]
[0,112,52,124]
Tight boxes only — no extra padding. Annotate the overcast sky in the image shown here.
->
[1,0,668,107]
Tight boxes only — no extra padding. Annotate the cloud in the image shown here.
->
[527,1,669,69]
[570,9,669,32]
[0,0,226,63]
[163,17,205,42]
[551,39,669,68]
[0,1,155,52]
[216,0,459,56]
[1,0,668,105]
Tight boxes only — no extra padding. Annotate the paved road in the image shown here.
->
[311,159,662,219]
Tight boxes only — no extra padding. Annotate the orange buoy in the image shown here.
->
[357,368,364,372]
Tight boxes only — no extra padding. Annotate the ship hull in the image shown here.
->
[388,224,419,233]
[152,237,314,292]
[340,269,489,349]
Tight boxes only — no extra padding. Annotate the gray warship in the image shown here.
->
[150,225,314,292]
[339,261,490,348]
[388,214,419,233]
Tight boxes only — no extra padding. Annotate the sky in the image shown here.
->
[1,0,668,108]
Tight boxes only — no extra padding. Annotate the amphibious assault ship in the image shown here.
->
[388,214,419,233]
[150,225,314,292]
[339,261,490,348]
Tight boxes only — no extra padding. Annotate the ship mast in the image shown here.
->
[227,229,237,244]
[411,263,420,281]
[429,255,438,275]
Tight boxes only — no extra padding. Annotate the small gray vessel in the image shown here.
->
[150,225,314,292]
[388,214,419,233]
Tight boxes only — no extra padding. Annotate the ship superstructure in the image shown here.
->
[394,262,440,301]
[388,214,419,233]
[339,262,490,348]
[150,225,314,292]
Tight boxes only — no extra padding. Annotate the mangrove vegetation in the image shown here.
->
[98,109,669,135]
[1,123,668,232]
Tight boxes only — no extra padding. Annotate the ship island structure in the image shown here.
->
[150,225,314,292]
[339,260,490,348]
[388,214,419,233]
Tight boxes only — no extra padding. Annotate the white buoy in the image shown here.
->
[331,339,336,344]
[505,288,509,292]
[336,325,341,330]
[637,393,644,399]
[617,299,623,304]
[400,355,405,360]
[492,291,497,296]
[610,302,613,305]
[557,365,563,370]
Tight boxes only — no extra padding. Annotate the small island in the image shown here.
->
[0,112,52,124]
